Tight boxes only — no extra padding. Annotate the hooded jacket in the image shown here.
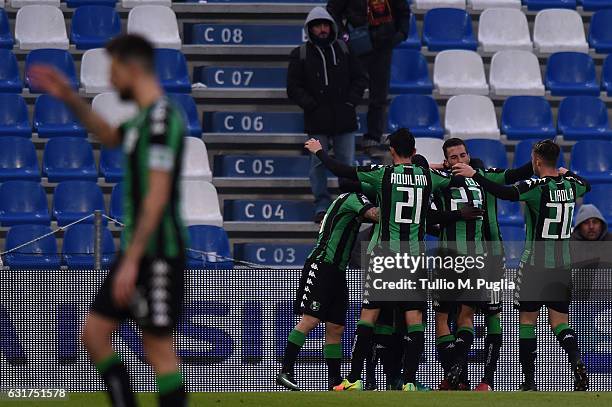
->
[286,7,367,135]
[571,204,612,241]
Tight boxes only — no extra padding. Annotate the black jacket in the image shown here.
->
[327,0,410,49]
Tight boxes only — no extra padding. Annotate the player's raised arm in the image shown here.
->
[27,65,121,148]
[453,163,520,201]
[305,138,359,180]
[559,167,592,194]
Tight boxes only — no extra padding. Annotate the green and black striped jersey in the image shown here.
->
[119,96,188,259]
[516,175,589,269]
[477,168,509,257]
[309,192,375,270]
[357,164,452,254]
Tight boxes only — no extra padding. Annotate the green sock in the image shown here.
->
[374,324,394,335]
[95,352,122,374]
[323,343,342,359]
[520,324,536,339]
[487,315,502,335]
[553,323,570,337]
[288,329,307,347]
[357,319,375,328]
[407,323,425,333]
[157,371,183,395]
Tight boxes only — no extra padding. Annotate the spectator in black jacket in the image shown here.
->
[287,6,367,222]
[327,0,410,154]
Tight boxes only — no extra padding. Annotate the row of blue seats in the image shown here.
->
[0,93,202,138]
[0,48,191,93]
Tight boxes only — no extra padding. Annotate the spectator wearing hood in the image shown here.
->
[287,6,367,223]
[571,204,612,242]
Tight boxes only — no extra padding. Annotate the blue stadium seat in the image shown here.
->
[500,225,525,269]
[0,94,31,137]
[71,6,121,50]
[0,181,50,226]
[524,0,577,10]
[186,225,233,269]
[167,93,202,137]
[62,224,115,269]
[67,0,118,6]
[589,10,612,53]
[501,96,557,140]
[387,95,443,138]
[4,225,61,269]
[188,24,304,46]
[223,200,314,221]
[0,9,13,49]
[214,156,310,177]
[234,243,312,268]
[497,200,523,226]
[34,95,87,138]
[390,50,433,94]
[583,184,612,224]
[43,137,98,182]
[423,8,477,51]
[0,50,23,92]
[570,140,612,183]
[99,147,123,183]
[513,138,566,168]
[397,14,420,50]
[110,183,123,224]
[465,139,508,169]
[194,67,287,89]
[53,181,106,226]
[0,137,39,181]
[154,49,191,93]
[582,0,612,10]
[558,96,612,140]
[206,112,304,133]
[600,54,612,96]
[25,49,79,92]
[545,52,599,96]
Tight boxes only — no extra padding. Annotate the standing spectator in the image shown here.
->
[287,6,367,222]
[571,204,612,243]
[571,204,612,274]
[327,0,410,154]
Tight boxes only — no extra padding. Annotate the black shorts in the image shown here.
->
[433,300,458,314]
[294,259,348,326]
[363,300,428,313]
[90,256,185,336]
[513,261,571,314]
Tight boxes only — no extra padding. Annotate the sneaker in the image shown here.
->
[328,376,343,391]
[519,380,538,391]
[438,378,452,391]
[364,380,378,391]
[445,364,462,390]
[386,377,403,391]
[333,378,363,391]
[313,211,326,224]
[402,383,417,392]
[415,381,432,392]
[574,360,589,391]
[475,382,492,392]
[276,372,300,391]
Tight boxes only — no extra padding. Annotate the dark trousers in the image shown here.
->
[361,46,393,143]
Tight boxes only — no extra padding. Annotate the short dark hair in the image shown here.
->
[533,139,560,167]
[442,138,468,159]
[105,34,155,73]
[387,128,415,158]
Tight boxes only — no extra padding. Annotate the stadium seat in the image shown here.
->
[464,139,508,169]
[62,224,115,269]
[99,147,123,183]
[533,10,588,53]
[122,0,171,8]
[397,14,421,50]
[589,10,612,53]
[43,137,98,182]
[414,0,466,10]
[513,138,565,168]
[110,182,123,222]
[186,225,233,269]
[180,180,223,227]
[0,94,31,137]
[67,0,117,7]
[583,184,612,224]
[582,0,612,10]
[0,181,50,225]
[4,224,61,269]
[558,96,612,140]
[127,5,181,49]
[415,137,445,164]
[154,49,191,93]
[213,155,309,178]
[15,5,69,50]
[500,225,525,269]
[193,66,287,89]
[524,0,576,10]
[545,52,599,96]
[444,95,500,140]
[92,92,138,127]
[0,137,39,181]
[25,49,79,92]
[389,50,433,94]
[423,8,477,51]
[489,51,545,96]
[469,0,521,9]
[387,95,444,138]
[433,50,488,95]
[497,200,523,226]
[11,0,60,8]
[223,200,313,222]
[0,9,14,49]
[80,49,112,94]
[52,181,106,226]
[603,55,612,96]
[167,93,202,137]
[182,137,212,181]
[70,6,120,50]
[478,8,532,52]
[207,112,304,134]
[570,140,612,183]
[501,96,556,140]
[234,243,313,268]
[0,50,23,92]
[34,95,87,138]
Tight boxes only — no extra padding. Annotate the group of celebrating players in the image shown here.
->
[276,129,591,393]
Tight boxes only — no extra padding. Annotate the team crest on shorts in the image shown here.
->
[310,301,321,311]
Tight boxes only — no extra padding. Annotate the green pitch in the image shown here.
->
[4,392,612,407]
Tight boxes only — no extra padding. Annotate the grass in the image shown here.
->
[3,391,612,407]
